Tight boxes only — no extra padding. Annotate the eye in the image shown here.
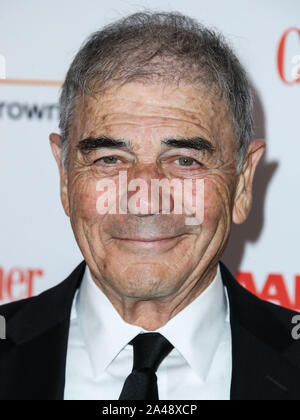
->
[95,156,120,164]
[175,157,201,167]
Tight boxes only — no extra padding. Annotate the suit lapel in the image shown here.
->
[2,261,86,400]
[220,262,300,400]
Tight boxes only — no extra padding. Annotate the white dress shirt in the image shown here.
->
[64,264,232,400]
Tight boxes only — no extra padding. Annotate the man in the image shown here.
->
[0,11,300,401]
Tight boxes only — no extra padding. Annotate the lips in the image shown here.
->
[111,234,187,252]
[114,234,183,242]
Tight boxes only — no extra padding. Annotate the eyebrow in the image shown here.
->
[76,137,134,152]
[161,137,215,154]
[76,136,215,154]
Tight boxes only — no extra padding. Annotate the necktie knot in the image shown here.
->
[130,332,174,372]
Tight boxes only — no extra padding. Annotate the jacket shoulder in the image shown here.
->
[230,267,298,326]
[0,261,86,341]
[220,261,299,349]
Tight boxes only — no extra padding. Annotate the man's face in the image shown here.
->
[51,82,262,300]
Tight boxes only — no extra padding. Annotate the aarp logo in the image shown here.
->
[277,27,300,85]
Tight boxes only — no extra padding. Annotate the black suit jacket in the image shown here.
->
[0,260,299,400]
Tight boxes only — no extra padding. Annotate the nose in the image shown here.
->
[120,165,175,216]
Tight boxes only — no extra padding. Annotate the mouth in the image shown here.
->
[112,234,186,249]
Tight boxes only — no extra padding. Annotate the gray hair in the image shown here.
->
[59,11,253,172]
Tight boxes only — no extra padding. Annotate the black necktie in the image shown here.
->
[118,332,174,400]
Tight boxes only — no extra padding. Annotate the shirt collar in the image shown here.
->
[76,263,228,380]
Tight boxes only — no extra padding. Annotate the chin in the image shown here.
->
[115,269,178,299]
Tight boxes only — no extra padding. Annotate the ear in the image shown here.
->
[49,133,70,217]
[232,140,266,224]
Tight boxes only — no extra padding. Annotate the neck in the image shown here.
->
[90,264,218,331]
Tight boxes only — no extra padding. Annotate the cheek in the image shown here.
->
[69,175,125,225]
[202,177,231,227]
[180,177,225,227]
[69,177,103,223]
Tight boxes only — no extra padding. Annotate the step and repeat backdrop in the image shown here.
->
[0,0,299,309]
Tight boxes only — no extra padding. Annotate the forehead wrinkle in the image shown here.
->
[100,114,210,132]
[99,98,213,121]
[105,115,221,149]
[79,83,228,122]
